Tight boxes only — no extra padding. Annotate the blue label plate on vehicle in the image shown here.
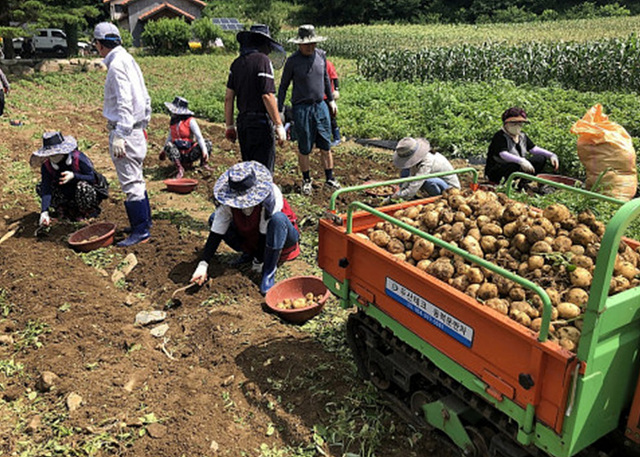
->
[385,277,474,348]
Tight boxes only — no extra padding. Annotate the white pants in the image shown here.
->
[109,129,147,201]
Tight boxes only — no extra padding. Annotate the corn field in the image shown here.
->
[357,34,640,92]
[279,16,640,58]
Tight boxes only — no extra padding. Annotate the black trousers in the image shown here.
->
[237,112,275,173]
[485,154,547,184]
[0,90,5,117]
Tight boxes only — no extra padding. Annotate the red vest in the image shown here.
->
[231,198,300,261]
[170,118,195,154]
[43,150,81,178]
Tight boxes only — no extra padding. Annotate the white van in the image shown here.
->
[13,28,68,57]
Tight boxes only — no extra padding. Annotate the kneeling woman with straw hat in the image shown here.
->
[190,161,300,294]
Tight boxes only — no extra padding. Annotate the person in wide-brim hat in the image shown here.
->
[191,161,301,295]
[33,131,108,227]
[161,96,212,177]
[484,106,559,185]
[389,137,460,200]
[288,24,327,44]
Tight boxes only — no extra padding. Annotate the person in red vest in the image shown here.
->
[325,59,341,146]
[32,131,109,226]
[190,161,300,294]
[160,96,212,178]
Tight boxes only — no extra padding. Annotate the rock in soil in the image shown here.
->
[36,371,60,392]
[146,422,167,439]
[66,392,82,411]
[135,310,166,326]
[26,415,42,434]
[150,323,169,338]
[0,334,14,345]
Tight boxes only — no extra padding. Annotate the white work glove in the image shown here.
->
[39,211,50,227]
[520,159,535,174]
[202,146,209,162]
[251,258,263,273]
[332,90,340,101]
[59,171,74,185]
[275,124,286,144]
[190,260,209,286]
[328,100,338,117]
[550,154,559,171]
[111,136,127,158]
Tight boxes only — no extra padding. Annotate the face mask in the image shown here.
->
[50,154,66,164]
[504,123,522,137]
[241,206,255,216]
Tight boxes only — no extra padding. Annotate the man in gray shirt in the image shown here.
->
[277,25,340,195]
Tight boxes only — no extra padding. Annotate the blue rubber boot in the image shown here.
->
[117,198,151,247]
[123,191,152,234]
[260,247,281,294]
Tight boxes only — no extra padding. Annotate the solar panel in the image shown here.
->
[212,18,244,31]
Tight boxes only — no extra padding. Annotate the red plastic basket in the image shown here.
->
[68,222,117,252]
[264,276,331,324]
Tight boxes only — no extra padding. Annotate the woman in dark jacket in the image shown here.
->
[32,131,108,226]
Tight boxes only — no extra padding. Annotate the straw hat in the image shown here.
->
[288,25,327,44]
[393,137,431,169]
[214,161,273,209]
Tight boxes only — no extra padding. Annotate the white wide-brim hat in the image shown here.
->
[393,137,431,169]
[214,161,273,209]
[288,24,327,44]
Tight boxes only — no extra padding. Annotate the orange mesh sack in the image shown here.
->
[570,104,637,201]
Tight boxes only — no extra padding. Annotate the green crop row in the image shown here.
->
[278,16,640,58]
[337,77,640,178]
[357,34,640,93]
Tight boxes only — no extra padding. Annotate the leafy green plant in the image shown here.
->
[0,288,13,317]
[15,320,50,350]
[0,359,24,377]
[77,248,122,270]
[141,17,191,55]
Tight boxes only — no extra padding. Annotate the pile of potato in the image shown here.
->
[359,188,640,352]
[276,293,324,310]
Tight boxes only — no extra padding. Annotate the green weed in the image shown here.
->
[77,248,122,270]
[15,320,50,350]
[0,359,24,377]
[0,288,13,317]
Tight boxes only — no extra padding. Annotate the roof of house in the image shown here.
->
[138,2,196,21]
[103,0,206,7]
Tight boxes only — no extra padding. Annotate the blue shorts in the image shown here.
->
[292,102,332,156]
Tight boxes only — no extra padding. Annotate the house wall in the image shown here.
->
[127,0,204,46]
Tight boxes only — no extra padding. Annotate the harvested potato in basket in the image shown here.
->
[276,292,325,310]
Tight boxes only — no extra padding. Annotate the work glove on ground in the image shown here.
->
[59,171,74,185]
[111,136,127,158]
[225,125,237,143]
[191,260,209,285]
[39,211,50,227]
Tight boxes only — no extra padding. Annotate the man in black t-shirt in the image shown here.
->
[485,107,559,184]
[225,25,286,173]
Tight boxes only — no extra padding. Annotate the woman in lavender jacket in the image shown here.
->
[484,107,559,184]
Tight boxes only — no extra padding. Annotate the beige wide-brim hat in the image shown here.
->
[393,137,430,169]
[288,24,327,44]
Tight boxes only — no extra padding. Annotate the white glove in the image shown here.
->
[190,260,209,285]
[251,258,263,273]
[520,159,535,174]
[39,211,50,227]
[332,90,340,101]
[59,171,74,185]
[328,100,338,117]
[111,136,127,158]
[202,146,209,162]
[550,154,559,171]
[275,124,286,144]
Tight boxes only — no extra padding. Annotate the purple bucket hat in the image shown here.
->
[214,161,273,209]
